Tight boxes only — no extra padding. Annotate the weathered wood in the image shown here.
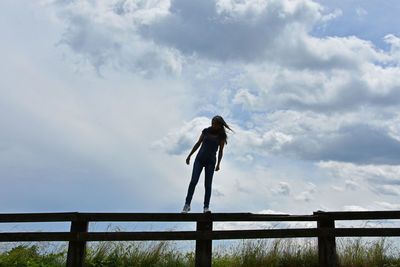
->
[212,213,317,222]
[0,232,75,242]
[1,211,399,223]
[314,210,400,220]
[333,228,400,237]
[81,212,318,222]
[67,220,88,267]
[0,229,319,242]
[81,213,207,222]
[211,228,319,239]
[81,212,296,222]
[316,213,337,267]
[196,219,213,267]
[0,212,317,222]
[82,228,319,241]
[0,212,80,222]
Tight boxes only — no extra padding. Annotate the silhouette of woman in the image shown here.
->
[182,116,232,213]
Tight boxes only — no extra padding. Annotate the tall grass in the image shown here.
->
[85,241,192,267]
[212,239,318,267]
[1,238,400,266]
[337,238,400,267]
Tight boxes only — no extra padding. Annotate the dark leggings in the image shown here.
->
[185,158,215,208]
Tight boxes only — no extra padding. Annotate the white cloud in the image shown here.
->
[344,180,359,191]
[3,0,400,217]
[343,205,369,212]
[320,8,342,23]
[318,161,400,183]
[384,34,400,64]
[156,109,400,166]
[140,0,324,62]
[374,201,400,210]
[271,182,291,196]
[258,209,288,215]
[295,183,316,202]
[355,7,367,18]
[45,0,182,76]
[318,161,400,198]
[232,89,258,110]
[151,117,210,155]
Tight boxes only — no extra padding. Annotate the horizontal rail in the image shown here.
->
[0,212,81,222]
[0,232,75,242]
[2,211,400,223]
[2,211,400,267]
[333,228,400,237]
[314,210,400,220]
[0,212,317,222]
[2,228,400,242]
[0,229,318,242]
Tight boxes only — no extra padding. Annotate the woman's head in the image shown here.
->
[211,115,233,144]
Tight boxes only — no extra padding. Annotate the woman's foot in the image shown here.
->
[181,204,190,213]
[203,207,211,213]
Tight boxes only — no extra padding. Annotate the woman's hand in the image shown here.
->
[215,165,220,171]
[186,156,191,165]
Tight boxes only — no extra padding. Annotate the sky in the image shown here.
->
[1,0,400,220]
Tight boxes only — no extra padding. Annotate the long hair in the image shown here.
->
[212,115,233,144]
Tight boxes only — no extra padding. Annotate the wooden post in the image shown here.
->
[195,216,213,267]
[315,211,337,267]
[67,220,88,267]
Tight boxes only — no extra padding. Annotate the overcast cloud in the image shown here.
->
[1,0,400,218]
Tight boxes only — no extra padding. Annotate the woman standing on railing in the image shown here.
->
[182,115,233,213]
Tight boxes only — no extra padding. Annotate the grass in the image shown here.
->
[0,243,66,267]
[1,238,400,266]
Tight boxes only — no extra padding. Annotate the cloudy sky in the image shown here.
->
[1,0,400,218]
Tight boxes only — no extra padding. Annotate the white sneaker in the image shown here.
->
[203,207,211,213]
[181,204,190,213]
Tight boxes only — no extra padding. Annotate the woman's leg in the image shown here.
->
[185,159,203,205]
[203,162,215,208]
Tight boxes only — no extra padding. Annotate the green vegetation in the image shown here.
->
[1,238,400,267]
[0,244,65,267]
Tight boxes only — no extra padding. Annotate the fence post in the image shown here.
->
[315,211,337,267]
[67,219,88,267]
[195,215,213,267]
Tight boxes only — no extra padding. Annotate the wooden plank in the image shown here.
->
[79,228,320,241]
[81,231,200,241]
[211,229,319,239]
[0,212,317,222]
[195,220,212,267]
[75,212,318,222]
[1,210,399,223]
[67,220,88,267]
[333,228,400,237]
[314,210,400,220]
[0,212,80,222]
[317,216,337,267]
[79,213,204,222]
[212,213,317,222]
[0,232,75,242]
[0,229,320,242]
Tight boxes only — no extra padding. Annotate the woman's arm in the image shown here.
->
[215,139,225,171]
[186,133,204,165]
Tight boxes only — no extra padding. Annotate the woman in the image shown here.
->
[182,115,232,213]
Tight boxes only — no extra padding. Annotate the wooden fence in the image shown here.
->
[1,210,400,267]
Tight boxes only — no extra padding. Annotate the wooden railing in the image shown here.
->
[1,211,400,267]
